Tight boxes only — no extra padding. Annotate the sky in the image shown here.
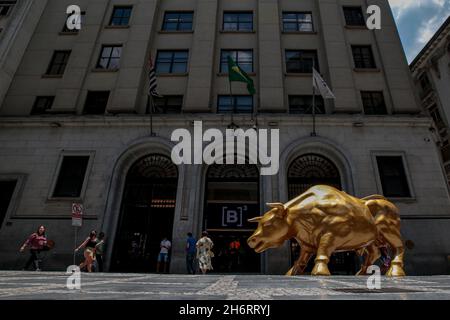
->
[389,0,450,63]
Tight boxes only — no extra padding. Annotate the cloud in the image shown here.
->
[389,0,447,19]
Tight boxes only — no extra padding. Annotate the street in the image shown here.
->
[0,271,450,300]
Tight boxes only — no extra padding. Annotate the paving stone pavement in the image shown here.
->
[1,271,450,300]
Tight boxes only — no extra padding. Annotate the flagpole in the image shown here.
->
[311,59,317,137]
[228,77,236,129]
[147,94,155,136]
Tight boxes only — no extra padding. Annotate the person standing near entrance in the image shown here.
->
[186,232,197,274]
[95,232,106,272]
[157,237,171,273]
[20,225,48,271]
[196,231,214,275]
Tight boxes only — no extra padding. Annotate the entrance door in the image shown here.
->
[204,164,261,273]
[288,154,357,275]
[0,180,17,231]
[111,155,178,273]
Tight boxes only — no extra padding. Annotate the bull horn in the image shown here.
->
[248,217,262,223]
[266,202,285,210]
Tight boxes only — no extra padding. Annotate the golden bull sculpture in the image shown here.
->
[247,185,405,277]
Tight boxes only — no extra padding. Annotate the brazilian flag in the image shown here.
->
[227,56,256,95]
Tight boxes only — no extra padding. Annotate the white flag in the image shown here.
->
[313,68,335,99]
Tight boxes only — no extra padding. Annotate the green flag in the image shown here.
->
[227,56,256,95]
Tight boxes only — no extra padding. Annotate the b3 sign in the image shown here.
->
[71,203,83,227]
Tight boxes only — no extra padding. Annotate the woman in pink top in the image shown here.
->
[20,225,47,271]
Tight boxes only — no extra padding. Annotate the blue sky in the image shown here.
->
[389,0,450,63]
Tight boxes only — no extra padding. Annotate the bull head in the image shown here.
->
[248,202,286,222]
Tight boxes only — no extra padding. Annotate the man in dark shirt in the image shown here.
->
[186,232,197,274]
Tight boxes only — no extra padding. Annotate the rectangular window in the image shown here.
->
[285,50,318,73]
[0,1,16,16]
[162,11,193,31]
[0,180,17,230]
[220,50,253,73]
[152,96,183,114]
[343,7,365,26]
[223,12,253,31]
[155,50,189,74]
[352,45,376,69]
[289,95,325,114]
[46,50,71,75]
[361,91,387,115]
[217,95,253,114]
[61,11,85,33]
[109,6,132,26]
[83,91,110,114]
[96,45,122,69]
[282,12,313,32]
[31,96,55,115]
[53,156,90,198]
[376,156,411,198]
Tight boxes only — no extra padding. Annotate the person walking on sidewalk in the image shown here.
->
[20,225,48,271]
[196,231,214,275]
[75,230,98,272]
[186,232,197,274]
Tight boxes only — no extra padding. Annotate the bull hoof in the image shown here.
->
[311,262,331,276]
[386,264,406,277]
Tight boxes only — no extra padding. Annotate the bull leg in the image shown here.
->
[311,233,335,276]
[286,247,313,276]
[356,244,380,276]
[383,233,406,277]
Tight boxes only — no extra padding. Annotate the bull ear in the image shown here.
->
[248,216,262,223]
[266,202,286,217]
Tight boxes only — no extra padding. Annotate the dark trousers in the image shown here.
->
[186,253,196,274]
[96,254,103,272]
[24,249,41,270]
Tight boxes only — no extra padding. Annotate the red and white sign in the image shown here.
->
[71,203,83,227]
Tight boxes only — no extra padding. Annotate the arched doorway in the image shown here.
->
[288,154,357,275]
[204,163,261,273]
[110,154,178,273]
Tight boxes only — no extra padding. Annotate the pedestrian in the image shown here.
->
[196,231,214,275]
[75,230,98,273]
[157,236,171,273]
[186,232,197,274]
[95,232,106,272]
[20,225,48,271]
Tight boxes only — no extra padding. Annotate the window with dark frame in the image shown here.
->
[0,1,16,17]
[162,11,193,31]
[217,95,253,114]
[223,12,253,31]
[376,156,411,198]
[31,96,55,115]
[53,156,90,198]
[352,45,376,69]
[361,91,387,115]
[289,95,325,114]
[282,12,314,32]
[155,50,189,74]
[46,51,71,75]
[220,50,253,73]
[343,6,365,26]
[152,96,183,114]
[96,45,122,69]
[109,6,132,26]
[83,91,110,114]
[0,180,17,230]
[61,11,85,33]
[285,50,319,73]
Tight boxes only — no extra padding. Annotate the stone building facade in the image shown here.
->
[0,0,449,275]
[410,16,450,187]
